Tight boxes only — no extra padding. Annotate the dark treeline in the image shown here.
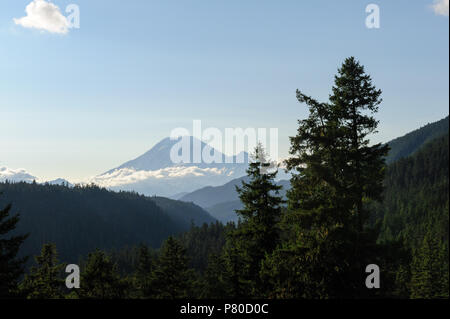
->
[0,57,448,299]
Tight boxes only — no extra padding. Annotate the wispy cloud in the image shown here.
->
[13,0,69,34]
[431,0,449,16]
[91,166,230,188]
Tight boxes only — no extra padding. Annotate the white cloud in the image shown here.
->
[0,167,37,183]
[432,0,449,16]
[86,166,240,197]
[90,166,229,188]
[13,0,69,34]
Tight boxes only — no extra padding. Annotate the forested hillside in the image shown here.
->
[378,134,449,245]
[148,196,216,227]
[0,182,214,263]
[375,134,449,298]
[385,116,449,164]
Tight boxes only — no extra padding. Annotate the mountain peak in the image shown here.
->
[105,136,249,174]
[95,136,250,197]
[45,178,73,187]
[0,166,36,183]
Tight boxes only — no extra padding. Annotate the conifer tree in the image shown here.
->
[20,243,64,299]
[152,236,194,299]
[221,233,253,298]
[262,57,389,298]
[235,144,284,253]
[133,243,156,298]
[201,253,229,299]
[224,144,284,297]
[328,57,389,231]
[77,250,128,299]
[0,201,28,298]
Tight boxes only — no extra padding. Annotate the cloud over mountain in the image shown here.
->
[92,137,249,197]
[0,167,37,183]
[13,0,69,34]
[91,166,232,188]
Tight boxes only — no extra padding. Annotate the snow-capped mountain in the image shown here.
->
[0,166,75,186]
[46,178,74,187]
[0,167,36,183]
[104,136,249,173]
[90,136,250,197]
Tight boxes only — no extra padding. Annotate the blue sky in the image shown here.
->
[0,0,448,182]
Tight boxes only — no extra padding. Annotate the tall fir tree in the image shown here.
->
[262,57,390,298]
[0,200,28,298]
[224,144,284,297]
[235,144,284,254]
[19,243,64,299]
[328,56,389,232]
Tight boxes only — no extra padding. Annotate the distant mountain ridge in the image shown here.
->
[205,200,244,223]
[180,177,290,222]
[180,176,250,208]
[151,196,216,226]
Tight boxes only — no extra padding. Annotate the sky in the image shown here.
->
[0,0,448,182]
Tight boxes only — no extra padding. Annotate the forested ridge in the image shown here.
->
[0,57,448,299]
[0,182,215,263]
[378,134,449,246]
[374,134,449,298]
